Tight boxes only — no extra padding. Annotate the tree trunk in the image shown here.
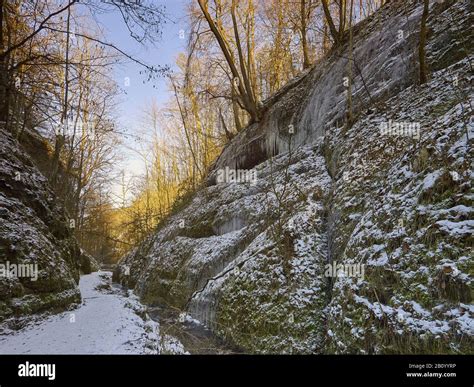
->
[321,0,340,45]
[338,0,347,38]
[197,0,260,122]
[301,0,310,69]
[50,1,72,186]
[346,0,354,126]
[419,0,429,85]
[0,0,10,129]
[247,0,258,100]
[230,0,259,120]
[231,86,243,132]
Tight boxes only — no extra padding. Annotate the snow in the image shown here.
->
[113,1,472,354]
[0,272,184,354]
[421,170,442,191]
[435,220,474,237]
[324,54,473,353]
[367,251,389,267]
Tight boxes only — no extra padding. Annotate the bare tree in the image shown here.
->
[346,0,354,126]
[197,0,260,123]
[321,0,341,45]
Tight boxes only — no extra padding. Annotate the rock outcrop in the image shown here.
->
[0,128,82,323]
[80,251,101,275]
[115,0,473,353]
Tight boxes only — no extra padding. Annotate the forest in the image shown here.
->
[0,0,394,263]
[0,0,472,370]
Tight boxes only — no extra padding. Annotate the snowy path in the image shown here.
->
[0,272,161,354]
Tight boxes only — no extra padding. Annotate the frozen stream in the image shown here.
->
[147,304,241,354]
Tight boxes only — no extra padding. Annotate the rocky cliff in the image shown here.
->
[0,128,87,324]
[115,0,473,353]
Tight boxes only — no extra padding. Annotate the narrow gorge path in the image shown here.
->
[0,271,237,354]
[0,272,161,354]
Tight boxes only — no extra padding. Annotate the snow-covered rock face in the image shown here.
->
[0,129,81,323]
[324,55,473,354]
[116,1,473,353]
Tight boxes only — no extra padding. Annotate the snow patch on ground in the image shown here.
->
[0,272,185,354]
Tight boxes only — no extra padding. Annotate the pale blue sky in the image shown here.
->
[92,0,189,199]
[96,0,188,125]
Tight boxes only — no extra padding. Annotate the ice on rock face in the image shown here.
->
[115,1,473,354]
[188,276,223,331]
[214,216,247,235]
[212,3,430,175]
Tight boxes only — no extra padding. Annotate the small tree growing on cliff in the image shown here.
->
[264,125,307,274]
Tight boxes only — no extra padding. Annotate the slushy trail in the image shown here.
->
[0,272,160,354]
